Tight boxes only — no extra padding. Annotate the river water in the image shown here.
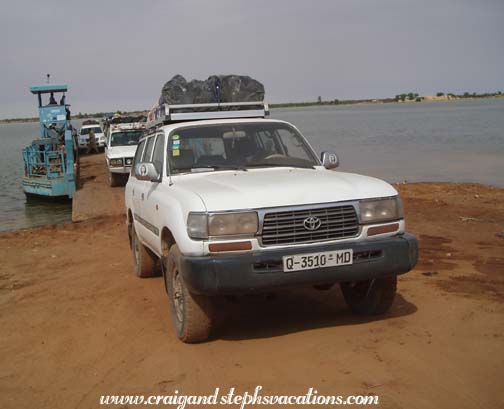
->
[0,99,503,231]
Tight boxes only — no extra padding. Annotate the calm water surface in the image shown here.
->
[0,99,503,231]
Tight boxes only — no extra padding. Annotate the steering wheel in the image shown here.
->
[263,154,287,160]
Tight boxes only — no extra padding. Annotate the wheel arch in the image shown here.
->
[161,227,176,257]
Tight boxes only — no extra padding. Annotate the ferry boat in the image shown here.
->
[22,83,78,199]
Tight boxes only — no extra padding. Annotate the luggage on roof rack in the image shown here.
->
[146,101,269,129]
[82,119,99,125]
[108,115,146,124]
[159,75,265,105]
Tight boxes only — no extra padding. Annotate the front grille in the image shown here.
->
[261,205,359,246]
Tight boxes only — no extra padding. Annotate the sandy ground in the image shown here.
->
[72,154,125,222]
[1,171,503,408]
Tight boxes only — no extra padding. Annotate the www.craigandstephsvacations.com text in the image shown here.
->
[99,386,379,407]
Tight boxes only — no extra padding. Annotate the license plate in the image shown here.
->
[283,249,353,272]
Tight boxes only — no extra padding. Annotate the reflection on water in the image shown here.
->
[23,195,72,229]
[1,100,504,232]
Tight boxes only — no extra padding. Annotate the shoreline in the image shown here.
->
[1,94,503,124]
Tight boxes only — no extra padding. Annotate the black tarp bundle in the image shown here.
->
[158,75,265,105]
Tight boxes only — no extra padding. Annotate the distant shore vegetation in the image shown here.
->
[1,91,502,123]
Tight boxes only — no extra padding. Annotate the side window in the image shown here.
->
[142,136,155,162]
[276,128,313,159]
[131,139,146,175]
[152,134,165,174]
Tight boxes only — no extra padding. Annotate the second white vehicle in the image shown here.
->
[105,120,146,186]
[78,122,105,151]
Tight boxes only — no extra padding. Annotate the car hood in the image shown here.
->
[174,167,398,211]
[80,133,104,138]
[107,146,137,159]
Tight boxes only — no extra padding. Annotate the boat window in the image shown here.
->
[110,130,143,147]
[152,134,165,175]
[142,136,156,162]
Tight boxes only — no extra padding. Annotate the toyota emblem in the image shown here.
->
[303,216,322,231]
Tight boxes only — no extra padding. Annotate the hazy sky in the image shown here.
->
[1,0,503,118]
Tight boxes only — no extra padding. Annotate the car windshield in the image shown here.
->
[81,126,102,135]
[110,131,143,147]
[167,122,319,174]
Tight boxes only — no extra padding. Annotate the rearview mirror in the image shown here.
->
[321,151,339,169]
[134,162,161,182]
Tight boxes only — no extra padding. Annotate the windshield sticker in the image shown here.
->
[172,149,180,156]
[172,134,180,140]
[172,140,180,149]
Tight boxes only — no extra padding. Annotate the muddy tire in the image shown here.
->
[108,172,123,187]
[131,226,156,278]
[165,244,213,343]
[340,276,397,315]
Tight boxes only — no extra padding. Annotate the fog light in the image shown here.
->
[367,223,399,237]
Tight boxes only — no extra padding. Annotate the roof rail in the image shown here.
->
[146,101,269,129]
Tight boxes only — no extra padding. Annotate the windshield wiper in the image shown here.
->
[174,164,248,172]
[246,163,315,169]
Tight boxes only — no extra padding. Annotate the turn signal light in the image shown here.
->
[367,223,399,237]
[209,241,252,252]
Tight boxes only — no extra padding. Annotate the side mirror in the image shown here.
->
[134,162,161,182]
[321,151,339,169]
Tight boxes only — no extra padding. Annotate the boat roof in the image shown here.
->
[30,84,68,94]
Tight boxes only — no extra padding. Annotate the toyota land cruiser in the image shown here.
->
[125,102,418,343]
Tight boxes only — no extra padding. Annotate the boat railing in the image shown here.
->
[23,146,66,179]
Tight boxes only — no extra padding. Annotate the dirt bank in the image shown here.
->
[72,153,125,222]
[0,182,503,409]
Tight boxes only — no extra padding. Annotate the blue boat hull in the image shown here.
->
[22,176,75,199]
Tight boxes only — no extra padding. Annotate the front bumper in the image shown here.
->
[109,166,132,174]
[78,141,105,148]
[180,233,418,295]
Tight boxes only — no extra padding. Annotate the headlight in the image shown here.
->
[187,212,259,239]
[359,197,403,224]
[187,213,208,239]
[110,158,123,166]
[125,158,133,166]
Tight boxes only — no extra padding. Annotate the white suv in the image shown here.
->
[125,105,418,343]
[78,123,105,151]
[105,123,145,187]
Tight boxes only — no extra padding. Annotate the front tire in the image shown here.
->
[131,226,156,278]
[165,244,213,343]
[340,276,397,315]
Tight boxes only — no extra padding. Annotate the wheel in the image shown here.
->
[340,276,397,315]
[108,171,123,187]
[131,225,156,278]
[165,244,213,343]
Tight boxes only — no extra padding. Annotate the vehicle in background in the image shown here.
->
[78,120,105,152]
[105,117,146,187]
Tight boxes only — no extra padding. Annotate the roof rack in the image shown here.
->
[107,115,147,124]
[146,101,269,129]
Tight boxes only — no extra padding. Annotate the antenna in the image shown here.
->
[46,73,50,84]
